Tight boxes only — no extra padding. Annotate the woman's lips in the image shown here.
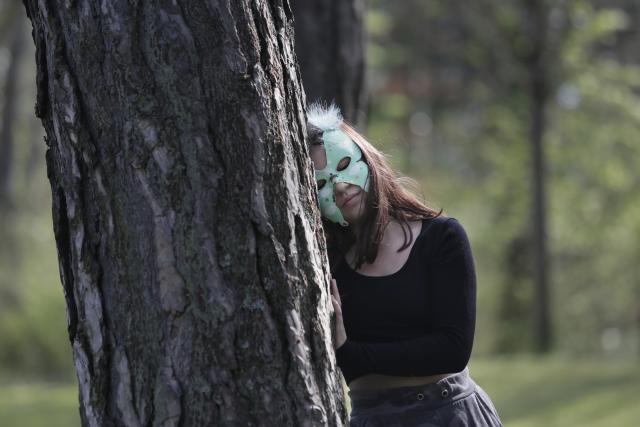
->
[343,192,360,207]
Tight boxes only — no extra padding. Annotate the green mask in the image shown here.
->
[314,129,370,227]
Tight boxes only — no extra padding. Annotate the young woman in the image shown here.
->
[307,102,503,426]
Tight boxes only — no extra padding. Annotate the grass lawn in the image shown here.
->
[1,355,639,426]
[467,354,640,427]
[342,354,640,427]
[0,378,79,427]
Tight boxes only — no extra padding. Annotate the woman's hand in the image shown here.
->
[330,278,347,350]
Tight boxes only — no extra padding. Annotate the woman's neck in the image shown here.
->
[351,218,401,250]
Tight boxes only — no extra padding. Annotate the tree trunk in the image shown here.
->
[0,14,24,210]
[291,0,368,127]
[22,0,346,425]
[525,0,553,353]
[495,233,534,353]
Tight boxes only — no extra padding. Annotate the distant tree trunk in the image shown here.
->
[0,16,24,210]
[23,1,346,425]
[291,0,368,127]
[526,0,553,353]
[0,0,22,42]
[495,233,534,353]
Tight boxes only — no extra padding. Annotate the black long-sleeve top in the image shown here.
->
[333,216,477,385]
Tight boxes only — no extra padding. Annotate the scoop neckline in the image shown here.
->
[342,219,427,280]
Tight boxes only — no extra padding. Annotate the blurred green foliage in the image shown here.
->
[366,0,640,358]
[0,209,73,378]
[0,11,74,380]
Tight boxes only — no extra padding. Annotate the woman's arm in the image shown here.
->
[335,218,477,383]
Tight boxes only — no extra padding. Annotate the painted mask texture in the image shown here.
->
[314,129,370,226]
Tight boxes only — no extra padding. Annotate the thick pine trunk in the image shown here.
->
[291,0,368,127]
[22,0,346,425]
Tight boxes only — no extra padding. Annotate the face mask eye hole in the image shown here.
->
[337,157,351,171]
[316,179,326,189]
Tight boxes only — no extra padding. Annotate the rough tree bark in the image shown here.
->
[291,0,368,127]
[22,0,346,425]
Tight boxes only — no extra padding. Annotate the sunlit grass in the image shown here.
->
[343,354,640,427]
[470,354,640,426]
[0,378,79,427]
[1,355,639,426]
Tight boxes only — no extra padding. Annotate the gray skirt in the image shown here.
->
[347,367,503,426]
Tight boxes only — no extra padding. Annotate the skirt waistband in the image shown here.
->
[348,366,475,412]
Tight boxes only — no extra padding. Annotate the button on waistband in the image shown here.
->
[441,389,449,398]
[416,392,424,400]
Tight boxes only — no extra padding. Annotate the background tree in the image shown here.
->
[291,0,368,127]
[0,1,25,210]
[366,0,640,358]
[22,0,346,425]
[367,0,562,353]
[0,0,28,320]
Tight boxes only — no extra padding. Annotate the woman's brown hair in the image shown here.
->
[309,120,444,273]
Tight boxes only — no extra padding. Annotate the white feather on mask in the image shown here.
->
[307,101,344,131]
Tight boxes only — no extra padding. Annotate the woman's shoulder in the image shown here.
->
[422,214,458,234]
[421,215,471,257]
[423,214,465,229]
[427,216,471,262]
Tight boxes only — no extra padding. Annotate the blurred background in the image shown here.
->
[1,0,639,426]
